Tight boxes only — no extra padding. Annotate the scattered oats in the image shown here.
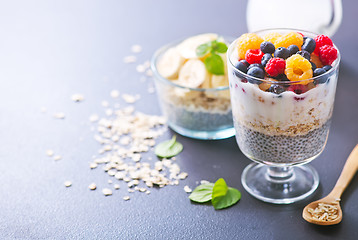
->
[200,180,211,185]
[145,190,151,194]
[88,183,97,190]
[108,170,116,177]
[178,172,188,180]
[120,136,131,145]
[123,55,137,63]
[53,112,65,119]
[184,185,192,193]
[114,184,120,190]
[54,155,62,161]
[108,179,113,184]
[132,180,139,185]
[46,150,54,157]
[145,69,153,77]
[128,189,135,193]
[127,182,134,188]
[131,44,142,53]
[131,153,141,162]
[123,177,131,182]
[139,188,146,192]
[102,188,112,196]
[123,196,130,201]
[122,94,137,103]
[40,107,47,113]
[101,101,109,108]
[136,64,146,73]
[111,135,119,142]
[134,186,139,191]
[89,162,98,169]
[148,157,153,160]
[64,181,72,187]
[71,94,84,102]
[110,89,120,98]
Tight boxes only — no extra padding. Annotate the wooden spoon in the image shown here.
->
[302,144,358,225]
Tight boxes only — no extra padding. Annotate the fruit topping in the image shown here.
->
[310,61,317,72]
[260,41,275,54]
[287,45,299,56]
[274,32,303,50]
[285,55,313,84]
[178,59,209,88]
[296,50,311,60]
[301,37,316,53]
[313,35,333,55]
[274,47,290,59]
[247,66,265,80]
[313,68,328,84]
[310,53,323,68]
[287,84,308,94]
[263,32,282,44]
[268,84,285,94]
[245,49,264,64]
[236,33,264,59]
[323,65,332,72]
[235,61,248,73]
[319,45,338,65]
[261,53,273,67]
[265,58,286,77]
[248,63,264,70]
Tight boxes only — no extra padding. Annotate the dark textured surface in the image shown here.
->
[0,1,357,239]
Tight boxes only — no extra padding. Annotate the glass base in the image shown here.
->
[241,163,319,204]
[168,122,235,140]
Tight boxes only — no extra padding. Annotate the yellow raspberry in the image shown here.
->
[285,55,313,84]
[263,32,282,44]
[274,32,303,50]
[236,33,263,60]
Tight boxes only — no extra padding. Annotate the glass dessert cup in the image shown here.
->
[227,29,340,204]
[151,40,235,140]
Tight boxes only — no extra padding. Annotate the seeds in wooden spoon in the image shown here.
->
[307,201,340,221]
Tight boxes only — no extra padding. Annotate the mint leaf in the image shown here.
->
[155,135,183,158]
[213,42,228,53]
[204,53,225,75]
[189,183,215,203]
[212,187,241,210]
[196,43,211,57]
[211,178,228,199]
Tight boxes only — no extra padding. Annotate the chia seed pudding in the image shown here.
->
[227,30,340,164]
[152,33,234,139]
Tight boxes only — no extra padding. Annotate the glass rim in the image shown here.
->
[151,35,235,92]
[227,28,341,85]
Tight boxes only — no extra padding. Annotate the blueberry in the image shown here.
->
[313,68,326,77]
[247,67,264,83]
[240,60,249,67]
[261,53,272,67]
[234,61,248,73]
[314,68,328,84]
[275,73,289,82]
[310,62,317,72]
[268,84,285,94]
[274,47,290,59]
[287,45,299,56]
[248,63,264,70]
[302,37,316,53]
[260,41,275,54]
[297,50,311,60]
[323,65,332,72]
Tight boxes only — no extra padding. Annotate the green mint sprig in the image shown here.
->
[155,135,183,158]
[189,178,241,210]
[196,40,228,76]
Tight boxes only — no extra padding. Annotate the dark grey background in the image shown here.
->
[0,0,357,239]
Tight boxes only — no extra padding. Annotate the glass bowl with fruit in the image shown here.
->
[151,33,235,140]
[227,29,340,204]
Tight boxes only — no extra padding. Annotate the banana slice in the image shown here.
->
[176,33,218,59]
[178,59,209,88]
[208,74,230,99]
[200,76,212,89]
[157,47,185,79]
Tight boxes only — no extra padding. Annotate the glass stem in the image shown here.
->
[266,166,294,183]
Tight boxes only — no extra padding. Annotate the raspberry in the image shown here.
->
[245,49,264,64]
[274,32,303,50]
[265,58,286,77]
[285,55,313,84]
[310,53,323,68]
[287,84,308,94]
[263,32,282,44]
[313,35,333,55]
[319,45,338,65]
[236,33,264,60]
